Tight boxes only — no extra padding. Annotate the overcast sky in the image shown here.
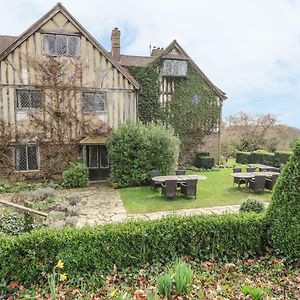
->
[1,0,300,128]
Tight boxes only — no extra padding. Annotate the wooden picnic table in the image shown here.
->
[152,174,207,183]
[247,164,279,172]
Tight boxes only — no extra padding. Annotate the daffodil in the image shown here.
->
[56,259,64,269]
[110,290,117,297]
[59,273,68,282]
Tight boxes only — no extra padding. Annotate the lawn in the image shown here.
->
[120,167,272,214]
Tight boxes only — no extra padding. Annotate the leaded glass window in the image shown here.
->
[83,92,106,112]
[87,146,109,169]
[43,34,80,56]
[17,89,42,110]
[162,59,188,77]
[15,145,39,171]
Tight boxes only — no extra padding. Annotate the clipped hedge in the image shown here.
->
[249,151,274,165]
[108,122,180,186]
[236,150,292,166]
[266,142,300,261]
[274,151,292,165]
[236,151,251,164]
[0,213,266,285]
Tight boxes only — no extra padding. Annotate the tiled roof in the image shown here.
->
[120,54,155,67]
[0,35,17,54]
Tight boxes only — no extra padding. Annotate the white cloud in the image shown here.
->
[0,0,300,127]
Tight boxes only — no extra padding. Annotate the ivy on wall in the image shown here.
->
[169,64,220,162]
[129,61,220,164]
[127,65,161,123]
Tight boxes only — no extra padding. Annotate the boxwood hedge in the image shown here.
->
[0,213,266,285]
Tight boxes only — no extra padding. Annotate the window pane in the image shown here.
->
[17,90,30,109]
[56,35,67,55]
[94,93,106,111]
[100,146,109,168]
[31,90,42,109]
[162,59,187,76]
[68,36,80,56]
[162,60,172,76]
[27,145,38,170]
[88,146,99,168]
[15,145,27,171]
[83,93,95,111]
[43,34,56,55]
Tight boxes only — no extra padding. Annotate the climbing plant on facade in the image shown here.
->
[130,61,221,164]
[127,65,161,123]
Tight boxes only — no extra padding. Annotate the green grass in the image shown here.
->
[120,167,272,214]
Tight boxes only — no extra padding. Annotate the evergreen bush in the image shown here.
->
[107,122,180,186]
[240,199,265,213]
[266,141,300,260]
[63,159,89,188]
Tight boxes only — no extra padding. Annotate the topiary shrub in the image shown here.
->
[63,159,89,188]
[266,141,300,261]
[107,122,180,186]
[240,199,265,213]
[194,156,214,169]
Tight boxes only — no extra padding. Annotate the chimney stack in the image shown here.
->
[111,27,121,62]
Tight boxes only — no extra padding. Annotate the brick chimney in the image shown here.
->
[111,27,121,62]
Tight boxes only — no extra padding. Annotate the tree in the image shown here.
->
[266,141,300,260]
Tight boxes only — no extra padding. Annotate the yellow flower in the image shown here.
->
[59,273,68,282]
[110,290,117,297]
[56,259,64,269]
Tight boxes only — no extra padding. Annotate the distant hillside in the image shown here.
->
[266,124,300,151]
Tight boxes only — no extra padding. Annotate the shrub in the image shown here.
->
[266,141,300,261]
[0,211,39,236]
[249,150,275,165]
[236,151,251,164]
[0,213,266,285]
[108,122,180,186]
[274,151,292,165]
[63,159,89,188]
[195,151,210,157]
[194,156,214,169]
[240,199,265,213]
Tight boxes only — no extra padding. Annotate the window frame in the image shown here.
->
[16,89,43,111]
[162,59,188,77]
[43,33,80,57]
[15,144,40,172]
[82,91,107,113]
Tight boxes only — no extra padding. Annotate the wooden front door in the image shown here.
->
[86,145,109,180]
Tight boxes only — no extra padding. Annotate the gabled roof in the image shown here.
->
[0,35,17,53]
[0,3,140,89]
[121,40,226,100]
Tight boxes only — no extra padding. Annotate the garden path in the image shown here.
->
[67,185,268,227]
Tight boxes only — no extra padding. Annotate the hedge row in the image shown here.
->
[236,150,291,166]
[0,213,266,285]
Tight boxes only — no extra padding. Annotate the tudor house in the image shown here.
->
[0,3,226,181]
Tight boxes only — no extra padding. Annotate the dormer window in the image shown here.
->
[162,59,188,77]
[43,34,80,57]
